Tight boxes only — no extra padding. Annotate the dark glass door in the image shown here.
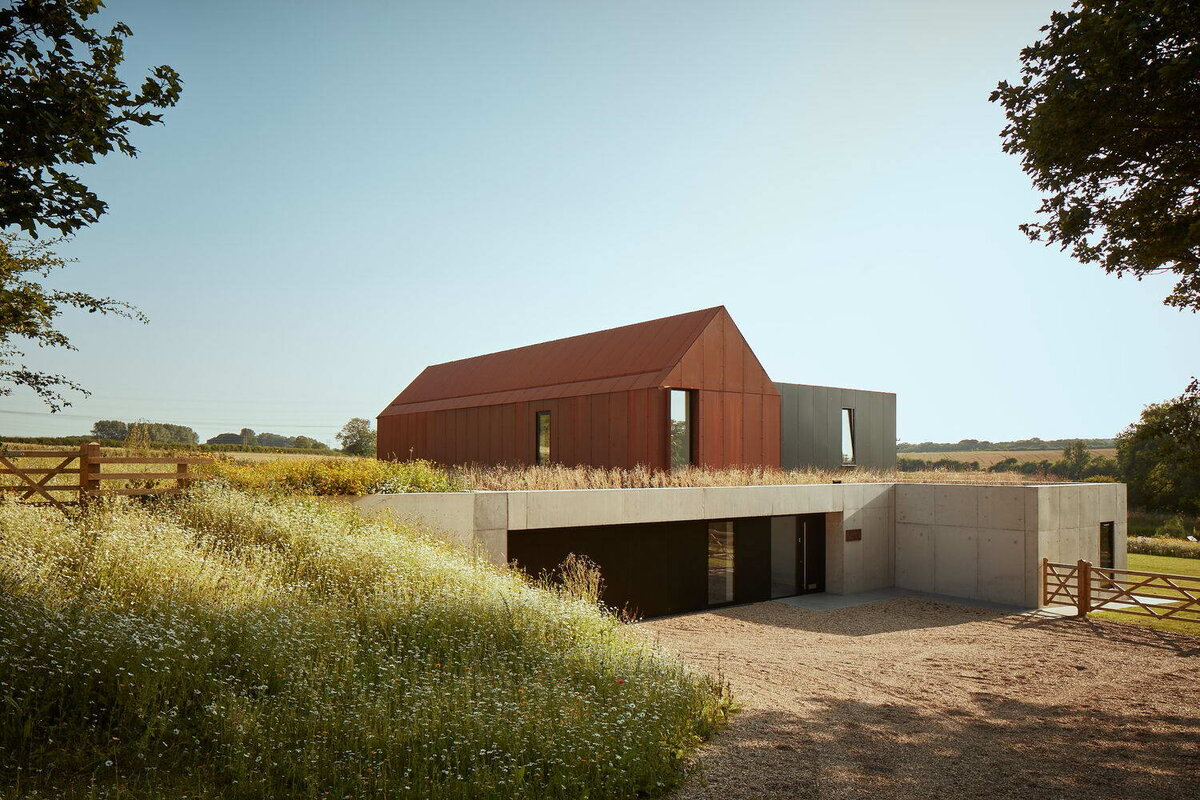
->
[795,515,826,594]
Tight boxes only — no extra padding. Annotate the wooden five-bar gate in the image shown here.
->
[0,442,209,510]
[1042,558,1200,629]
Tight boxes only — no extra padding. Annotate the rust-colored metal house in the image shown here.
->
[377,306,782,469]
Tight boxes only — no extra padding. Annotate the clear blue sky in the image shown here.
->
[4,0,1195,446]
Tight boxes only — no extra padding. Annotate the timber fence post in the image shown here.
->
[1076,559,1091,617]
[80,442,101,504]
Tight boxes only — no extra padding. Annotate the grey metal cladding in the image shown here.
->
[774,382,897,470]
[781,385,801,468]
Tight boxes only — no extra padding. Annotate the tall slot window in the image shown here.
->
[841,408,856,466]
[707,521,735,605]
[535,411,551,465]
[1099,521,1115,569]
[669,389,694,469]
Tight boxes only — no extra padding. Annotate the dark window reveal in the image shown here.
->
[669,389,694,469]
[1099,521,1115,569]
[535,411,551,465]
[841,408,856,465]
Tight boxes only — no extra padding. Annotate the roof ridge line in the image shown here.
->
[419,305,726,369]
[650,305,725,386]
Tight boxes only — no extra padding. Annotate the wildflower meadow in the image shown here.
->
[0,484,728,799]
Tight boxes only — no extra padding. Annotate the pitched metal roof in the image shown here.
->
[380,306,724,415]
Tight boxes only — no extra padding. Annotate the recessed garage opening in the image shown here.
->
[508,513,826,619]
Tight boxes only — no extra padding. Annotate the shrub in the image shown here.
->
[0,486,728,799]
[200,456,458,495]
[1127,535,1200,559]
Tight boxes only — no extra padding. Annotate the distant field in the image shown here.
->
[216,450,351,462]
[901,449,1118,468]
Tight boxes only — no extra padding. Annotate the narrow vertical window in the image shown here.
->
[669,389,693,469]
[707,521,735,605]
[535,411,551,465]
[841,408,856,466]
[1099,521,1114,569]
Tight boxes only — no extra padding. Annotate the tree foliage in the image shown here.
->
[0,232,146,410]
[207,431,330,449]
[337,418,376,457]
[125,421,198,445]
[991,0,1200,310]
[1117,380,1200,513]
[0,0,182,235]
[89,419,127,440]
[0,2,180,409]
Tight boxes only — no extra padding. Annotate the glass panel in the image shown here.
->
[770,516,797,598]
[670,389,692,469]
[707,521,735,605]
[841,408,856,465]
[536,412,551,465]
[1099,521,1114,569]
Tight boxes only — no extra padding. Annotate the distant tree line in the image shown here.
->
[896,457,983,473]
[900,381,1200,517]
[90,420,332,450]
[206,428,329,450]
[900,441,1120,481]
[91,420,198,444]
[897,437,1116,453]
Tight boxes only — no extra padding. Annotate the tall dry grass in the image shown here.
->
[451,463,1058,492]
[199,455,457,495]
[0,485,728,799]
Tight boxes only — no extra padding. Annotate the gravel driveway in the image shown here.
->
[639,597,1199,800]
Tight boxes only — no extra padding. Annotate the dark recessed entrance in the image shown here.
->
[770,513,826,598]
[508,513,826,619]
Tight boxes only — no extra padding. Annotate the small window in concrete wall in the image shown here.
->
[535,411,551,465]
[841,408,856,466]
[708,521,735,605]
[1099,521,1115,569]
[669,389,694,469]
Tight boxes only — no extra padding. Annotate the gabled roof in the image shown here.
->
[380,307,725,415]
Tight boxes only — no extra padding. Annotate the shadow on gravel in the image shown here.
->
[679,693,1200,800]
[701,597,1015,636]
[1007,613,1200,657]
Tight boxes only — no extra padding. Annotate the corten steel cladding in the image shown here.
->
[377,307,782,469]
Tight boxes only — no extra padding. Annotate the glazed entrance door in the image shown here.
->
[794,514,826,594]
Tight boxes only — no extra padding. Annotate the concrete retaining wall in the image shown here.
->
[893,483,1126,607]
[352,481,1126,609]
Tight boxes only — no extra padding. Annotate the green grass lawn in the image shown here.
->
[1091,553,1200,636]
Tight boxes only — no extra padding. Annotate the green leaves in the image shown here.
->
[1117,379,1200,513]
[0,232,148,411]
[0,0,183,236]
[992,0,1200,310]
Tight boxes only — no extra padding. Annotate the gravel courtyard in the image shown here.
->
[639,598,1200,800]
